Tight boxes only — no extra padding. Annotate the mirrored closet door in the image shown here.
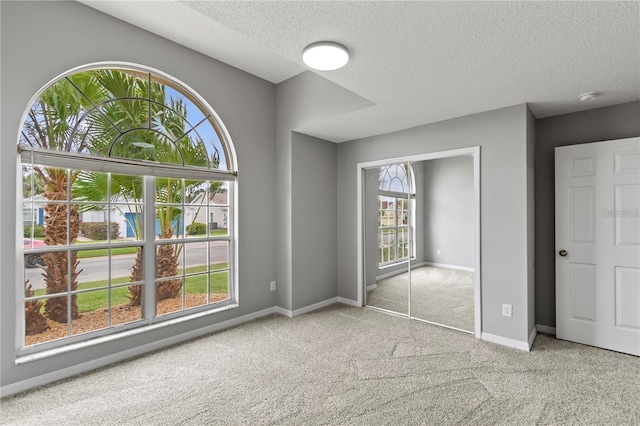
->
[408,157,475,333]
[363,152,478,335]
[363,162,412,316]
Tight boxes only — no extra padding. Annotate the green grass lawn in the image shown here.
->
[33,263,228,313]
[191,229,228,237]
[76,247,138,258]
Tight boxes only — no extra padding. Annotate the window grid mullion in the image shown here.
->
[107,173,113,328]
[66,169,72,337]
[228,182,235,301]
[207,183,211,303]
[394,198,399,262]
[181,179,186,311]
[143,176,157,322]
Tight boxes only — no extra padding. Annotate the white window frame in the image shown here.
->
[377,191,414,267]
[16,63,238,357]
[18,151,237,355]
[376,163,416,268]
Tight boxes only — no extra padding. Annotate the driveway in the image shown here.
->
[25,240,228,290]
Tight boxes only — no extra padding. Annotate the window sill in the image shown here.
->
[15,303,238,365]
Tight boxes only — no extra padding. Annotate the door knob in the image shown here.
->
[559,250,568,257]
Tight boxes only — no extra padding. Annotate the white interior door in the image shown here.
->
[555,137,640,356]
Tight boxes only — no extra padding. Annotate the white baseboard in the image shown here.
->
[336,296,360,307]
[277,296,358,318]
[1,306,279,398]
[481,332,531,352]
[528,327,537,350]
[274,306,293,318]
[424,262,475,272]
[536,324,556,336]
[366,284,377,291]
[291,297,338,317]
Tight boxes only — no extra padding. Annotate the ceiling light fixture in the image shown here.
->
[302,41,349,71]
[579,91,599,101]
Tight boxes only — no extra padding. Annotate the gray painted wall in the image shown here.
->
[291,132,337,310]
[534,101,640,328]
[419,156,474,268]
[526,107,536,337]
[338,104,534,343]
[275,71,371,311]
[1,1,277,390]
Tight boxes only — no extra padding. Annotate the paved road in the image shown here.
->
[25,240,228,290]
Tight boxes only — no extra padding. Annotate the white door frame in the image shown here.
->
[356,146,481,338]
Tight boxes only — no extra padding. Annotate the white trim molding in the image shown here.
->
[274,306,293,318]
[276,298,333,318]
[336,297,360,307]
[277,297,360,318]
[528,327,537,350]
[482,332,531,352]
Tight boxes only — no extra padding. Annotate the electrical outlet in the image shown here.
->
[436,250,441,255]
[270,280,277,291]
[502,303,512,318]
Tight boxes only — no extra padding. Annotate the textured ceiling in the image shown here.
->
[81,1,639,142]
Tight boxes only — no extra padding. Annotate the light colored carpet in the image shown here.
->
[368,266,474,331]
[2,304,639,425]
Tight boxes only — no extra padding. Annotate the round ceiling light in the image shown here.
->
[302,41,349,71]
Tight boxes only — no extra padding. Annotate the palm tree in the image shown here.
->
[21,68,216,322]
[75,69,211,306]
[75,171,145,302]
[20,73,104,323]
[24,279,48,335]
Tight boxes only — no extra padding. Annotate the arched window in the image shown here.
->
[378,163,412,193]
[19,65,237,350]
[377,163,415,266]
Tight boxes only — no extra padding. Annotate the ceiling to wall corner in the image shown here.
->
[80,1,640,143]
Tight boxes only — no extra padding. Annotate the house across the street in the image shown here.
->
[23,193,228,238]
